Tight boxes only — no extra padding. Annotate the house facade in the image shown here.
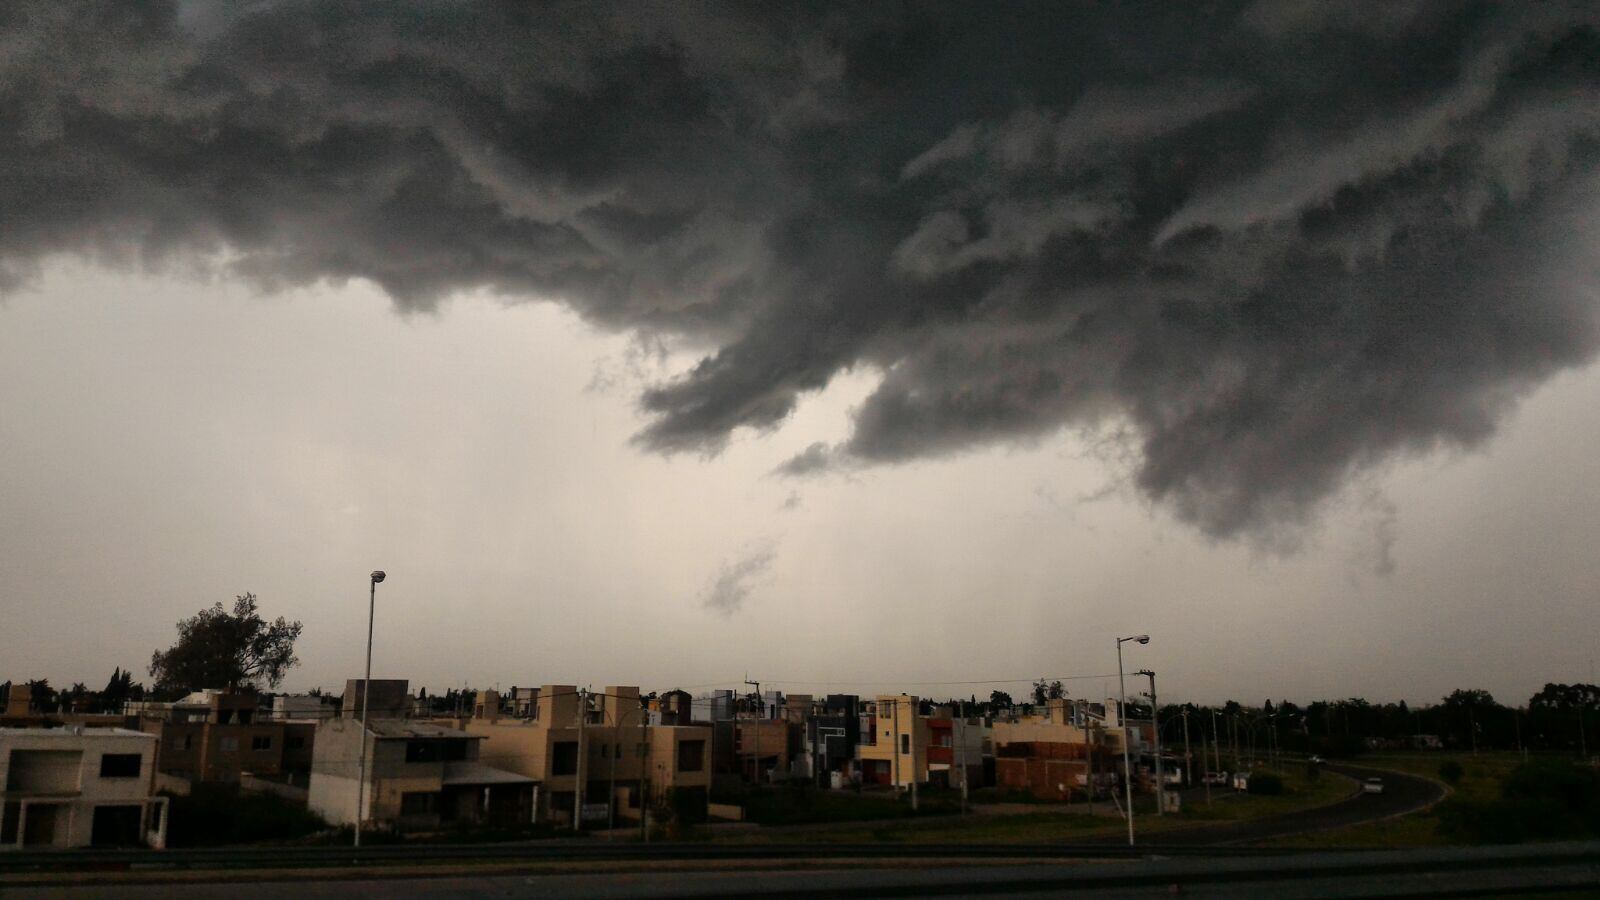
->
[1,727,168,849]
[308,715,532,832]
[459,685,712,826]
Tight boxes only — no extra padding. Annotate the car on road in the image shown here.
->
[1363,777,1385,794]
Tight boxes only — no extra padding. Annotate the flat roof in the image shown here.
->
[0,727,155,739]
[366,720,481,740]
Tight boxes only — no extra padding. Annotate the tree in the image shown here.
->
[989,690,1014,711]
[1031,678,1066,705]
[27,679,57,714]
[149,594,303,696]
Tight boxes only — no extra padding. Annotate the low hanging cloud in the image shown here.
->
[4,3,1600,541]
[699,543,777,617]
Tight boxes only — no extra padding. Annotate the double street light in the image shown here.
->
[1116,633,1150,846]
[355,569,385,848]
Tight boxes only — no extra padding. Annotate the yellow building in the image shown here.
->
[856,694,930,788]
[459,685,710,827]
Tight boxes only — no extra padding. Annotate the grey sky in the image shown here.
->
[2,2,1599,707]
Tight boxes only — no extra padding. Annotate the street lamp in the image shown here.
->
[1117,634,1150,846]
[355,569,385,848]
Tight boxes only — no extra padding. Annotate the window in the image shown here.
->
[99,754,142,778]
[399,792,438,816]
[179,735,193,751]
[219,737,239,752]
[551,741,579,776]
[286,736,305,750]
[678,740,705,773]
[404,739,469,763]
[900,734,910,754]
[251,736,272,751]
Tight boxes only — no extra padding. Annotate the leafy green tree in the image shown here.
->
[148,594,303,696]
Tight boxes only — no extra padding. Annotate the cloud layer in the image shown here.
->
[4,2,1600,539]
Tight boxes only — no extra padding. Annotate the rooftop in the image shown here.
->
[0,727,155,739]
[366,720,480,740]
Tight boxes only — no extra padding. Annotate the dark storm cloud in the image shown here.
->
[4,1,1600,539]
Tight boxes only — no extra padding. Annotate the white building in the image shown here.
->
[1,727,169,849]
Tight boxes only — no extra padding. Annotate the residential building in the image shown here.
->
[1,727,168,849]
[800,694,860,785]
[307,680,532,832]
[691,690,735,725]
[139,689,314,785]
[926,707,989,789]
[992,698,1118,800]
[857,694,930,788]
[458,685,712,826]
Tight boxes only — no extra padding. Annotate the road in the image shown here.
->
[9,842,1599,898]
[1146,762,1447,846]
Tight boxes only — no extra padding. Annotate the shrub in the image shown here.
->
[1438,760,1464,785]
[1246,771,1284,796]
[1437,760,1600,844]
[163,784,328,847]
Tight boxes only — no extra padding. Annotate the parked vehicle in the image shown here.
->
[1363,777,1385,795]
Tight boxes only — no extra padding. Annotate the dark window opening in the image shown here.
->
[552,742,579,776]
[404,739,470,763]
[399,792,438,816]
[251,736,272,751]
[678,740,705,773]
[99,754,142,778]
[90,805,143,847]
[286,736,305,750]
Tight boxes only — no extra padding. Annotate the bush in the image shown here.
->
[1438,760,1464,785]
[1246,771,1284,796]
[1437,759,1600,844]
[163,784,328,847]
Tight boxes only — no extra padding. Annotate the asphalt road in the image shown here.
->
[13,842,1599,899]
[1147,762,1447,846]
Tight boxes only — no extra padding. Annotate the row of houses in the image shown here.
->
[1,678,1170,848]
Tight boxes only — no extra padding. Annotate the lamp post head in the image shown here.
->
[1138,668,1155,678]
[370,570,386,584]
[1119,634,1150,645]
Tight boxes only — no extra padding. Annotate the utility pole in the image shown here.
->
[890,697,901,798]
[1086,715,1096,816]
[956,714,968,814]
[1140,670,1163,816]
[1211,709,1223,784]
[744,676,761,786]
[640,707,651,842]
[574,687,587,832]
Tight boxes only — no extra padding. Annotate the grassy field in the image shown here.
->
[717,767,1353,845]
[1264,752,1525,849]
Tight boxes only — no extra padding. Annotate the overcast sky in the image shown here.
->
[3,2,1599,707]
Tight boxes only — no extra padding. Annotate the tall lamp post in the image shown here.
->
[1116,634,1150,846]
[354,569,385,848]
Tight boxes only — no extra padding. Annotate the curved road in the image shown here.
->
[1149,762,1447,846]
